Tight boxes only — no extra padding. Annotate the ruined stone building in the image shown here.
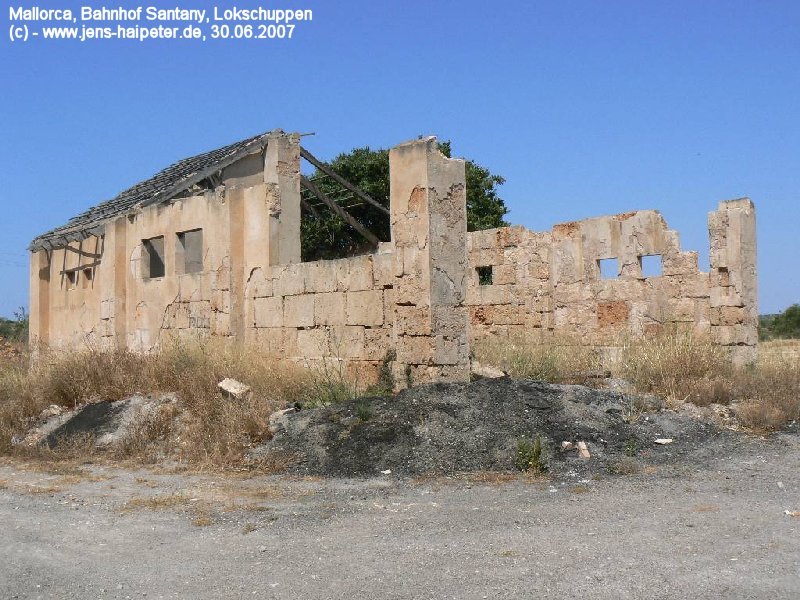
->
[29,130,757,386]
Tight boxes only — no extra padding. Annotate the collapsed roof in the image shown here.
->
[29,131,271,251]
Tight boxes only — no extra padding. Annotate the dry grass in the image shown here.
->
[760,339,800,360]
[3,331,797,474]
[410,472,517,489]
[479,330,799,432]
[25,484,63,495]
[474,334,602,385]
[0,473,113,495]
[53,472,112,486]
[0,458,91,477]
[241,523,258,534]
[733,353,800,431]
[607,457,642,475]
[191,506,214,527]
[618,332,735,408]
[0,339,343,469]
[122,493,191,512]
[462,471,519,485]
[567,331,800,431]
[14,432,99,463]
[619,332,799,430]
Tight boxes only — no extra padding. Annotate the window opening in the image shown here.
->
[176,229,203,275]
[640,254,662,278]
[82,268,93,289]
[142,236,165,279]
[598,258,619,280]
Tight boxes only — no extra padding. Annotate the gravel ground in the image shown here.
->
[1,432,799,599]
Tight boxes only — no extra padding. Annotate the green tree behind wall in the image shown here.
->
[0,307,28,343]
[301,142,509,262]
[760,304,800,340]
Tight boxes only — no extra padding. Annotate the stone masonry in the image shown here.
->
[466,201,757,365]
[390,138,469,384]
[29,130,758,388]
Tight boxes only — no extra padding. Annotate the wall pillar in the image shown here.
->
[708,198,757,365]
[233,131,301,343]
[28,249,50,348]
[389,137,470,386]
[111,219,128,350]
[263,130,301,266]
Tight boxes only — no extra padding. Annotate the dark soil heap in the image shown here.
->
[259,378,729,477]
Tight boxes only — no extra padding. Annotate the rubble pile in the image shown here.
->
[257,377,733,477]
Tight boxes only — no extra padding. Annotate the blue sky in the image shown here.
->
[1,0,798,317]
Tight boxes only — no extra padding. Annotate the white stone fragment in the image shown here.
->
[218,378,252,401]
[576,441,590,459]
[470,361,507,379]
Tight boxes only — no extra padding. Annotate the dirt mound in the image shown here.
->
[14,394,176,450]
[258,378,732,477]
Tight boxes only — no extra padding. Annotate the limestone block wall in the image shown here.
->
[708,199,758,358]
[28,234,106,350]
[30,129,756,382]
[466,226,552,340]
[30,135,472,386]
[467,200,757,364]
[29,130,301,354]
[389,137,469,384]
[243,249,396,381]
[237,137,471,387]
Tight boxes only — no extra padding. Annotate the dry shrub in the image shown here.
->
[618,331,734,407]
[111,401,179,463]
[607,457,642,475]
[462,471,519,485]
[0,348,160,456]
[619,331,799,429]
[478,330,799,431]
[122,493,190,512]
[618,331,799,429]
[760,339,800,361]
[473,334,601,385]
[20,432,98,461]
[192,509,214,527]
[148,341,314,467]
[734,354,800,431]
[301,357,364,407]
[0,363,37,455]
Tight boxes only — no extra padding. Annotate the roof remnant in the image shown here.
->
[29,130,387,254]
[29,131,273,251]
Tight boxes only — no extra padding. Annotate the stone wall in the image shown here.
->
[466,200,757,365]
[242,250,395,380]
[29,131,758,386]
[389,138,469,384]
[29,135,471,387]
[237,137,471,386]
